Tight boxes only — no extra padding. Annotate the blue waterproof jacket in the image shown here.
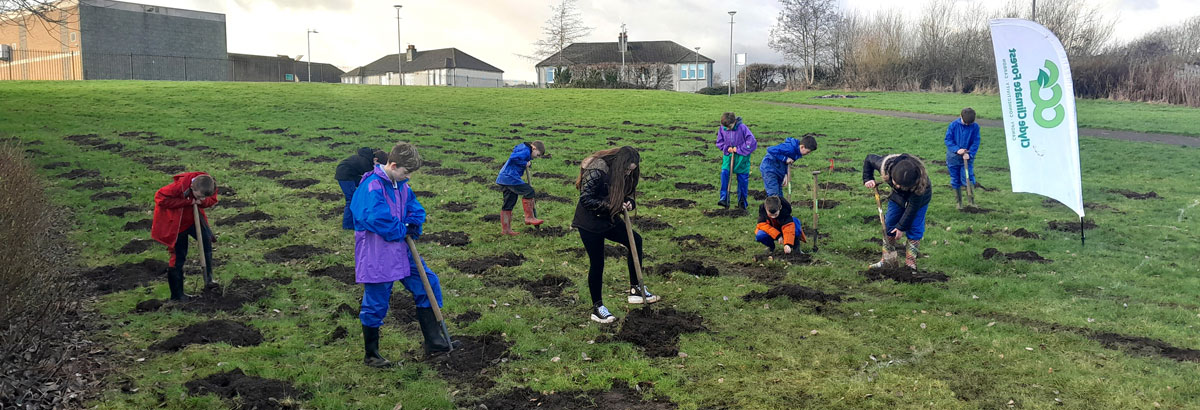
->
[944,118,981,165]
[759,138,803,176]
[495,143,533,186]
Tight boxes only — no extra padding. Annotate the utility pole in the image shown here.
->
[307,29,318,82]
[394,4,404,85]
[694,46,700,90]
[728,11,736,97]
[620,24,627,83]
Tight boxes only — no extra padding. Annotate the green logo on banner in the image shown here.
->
[1029,60,1065,128]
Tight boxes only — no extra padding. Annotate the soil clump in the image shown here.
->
[450,252,525,275]
[151,320,262,351]
[263,245,330,263]
[184,369,310,410]
[615,308,706,358]
[862,266,949,283]
[743,285,841,303]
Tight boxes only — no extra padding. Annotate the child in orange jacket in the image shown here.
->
[755,196,805,254]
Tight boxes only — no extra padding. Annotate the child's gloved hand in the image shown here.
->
[406,224,423,240]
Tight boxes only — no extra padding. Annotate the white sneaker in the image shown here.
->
[627,286,661,304]
[590,305,616,324]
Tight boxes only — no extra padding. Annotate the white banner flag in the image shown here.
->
[989,18,1084,217]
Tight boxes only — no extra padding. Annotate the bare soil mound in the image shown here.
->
[743,285,841,303]
[862,267,949,284]
[151,320,262,351]
[652,260,718,277]
[421,231,471,247]
[263,245,330,263]
[615,308,707,358]
[184,369,310,410]
[450,252,525,275]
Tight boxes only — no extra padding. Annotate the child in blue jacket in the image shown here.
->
[494,141,546,235]
[351,142,456,367]
[945,108,981,210]
[759,135,817,198]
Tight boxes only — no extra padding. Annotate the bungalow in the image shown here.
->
[341,45,503,87]
[535,37,714,92]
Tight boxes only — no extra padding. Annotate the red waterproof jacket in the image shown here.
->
[151,172,219,247]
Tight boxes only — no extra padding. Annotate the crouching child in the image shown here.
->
[351,142,456,367]
[335,147,389,229]
[152,172,219,301]
[755,196,805,254]
[862,154,931,269]
[494,140,546,235]
[759,135,817,198]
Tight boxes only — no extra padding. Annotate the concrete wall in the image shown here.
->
[672,62,712,92]
[78,0,227,80]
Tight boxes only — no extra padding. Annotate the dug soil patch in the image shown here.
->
[631,215,673,230]
[441,201,475,212]
[277,178,318,189]
[421,231,471,247]
[862,266,949,284]
[1048,219,1096,233]
[263,245,330,263]
[702,208,748,218]
[988,314,1200,363]
[102,205,141,217]
[982,248,1052,263]
[653,260,718,277]
[528,226,571,238]
[151,320,262,351]
[958,206,994,214]
[218,198,253,209]
[230,160,266,170]
[117,239,155,254]
[477,386,676,410]
[176,278,293,313]
[246,226,288,240]
[615,308,707,358]
[123,218,152,231]
[218,211,272,225]
[308,155,336,163]
[796,199,840,210]
[533,192,572,204]
[185,369,310,410]
[674,182,714,192]
[672,234,723,249]
[753,252,814,264]
[74,180,117,190]
[748,190,768,200]
[645,198,696,209]
[253,170,291,179]
[308,265,355,286]
[819,182,852,191]
[426,167,466,176]
[455,311,482,325]
[426,334,513,390]
[481,214,501,222]
[1011,228,1041,239]
[90,191,131,201]
[520,274,573,301]
[743,285,841,303]
[451,252,525,275]
[83,259,167,294]
[1109,189,1160,200]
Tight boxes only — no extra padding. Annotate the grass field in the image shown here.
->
[2,81,1199,409]
[740,90,1200,137]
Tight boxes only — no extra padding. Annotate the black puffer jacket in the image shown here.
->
[335,147,375,181]
[862,153,931,232]
[571,158,636,233]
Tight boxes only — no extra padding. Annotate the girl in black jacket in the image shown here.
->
[572,146,659,324]
[862,153,932,269]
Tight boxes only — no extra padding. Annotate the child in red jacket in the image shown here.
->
[151,172,219,300]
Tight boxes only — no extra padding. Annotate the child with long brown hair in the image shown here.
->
[572,146,659,324]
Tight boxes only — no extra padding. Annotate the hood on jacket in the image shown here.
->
[357,147,374,159]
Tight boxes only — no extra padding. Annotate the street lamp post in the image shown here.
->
[306,29,318,82]
[728,11,736,97]
[694,46,700,91]
[394,5,403,85]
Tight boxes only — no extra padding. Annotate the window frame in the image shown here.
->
[545,67,555,83]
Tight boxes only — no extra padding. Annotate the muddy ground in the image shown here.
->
[83,259,168,294]
[652,260,719,277]
[1048,219,1097,233]
[475,385,676,410]
[982,248,1052,263]
[743,285,842,304]
[309,265,355,286]
[151,320,262,351]
[614,307,707,358]
[425,334,513,391]
[263,245,330,263]
[184,369,310,410]
[450,252,525,275]
[862,267,950,284]
[421,231,471,247]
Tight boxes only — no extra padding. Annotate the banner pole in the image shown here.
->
[1080,217,1085,247]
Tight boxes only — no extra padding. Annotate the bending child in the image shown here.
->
[335,147,389,229]
[862,154,931,269]
[151,172,219,300]
[572,146,659,324]
[494,140,546,235]
[755,196,805,254]
[350,142,456,367]
[715,112,757,209]
[944,107,981,210]
[759,135,817,198]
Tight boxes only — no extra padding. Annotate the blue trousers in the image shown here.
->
[948,159,977,189]
[720,170,749,206]
[884,201,928,241]
[359,257,443,328]
[338,179,357,230]
[762,170,785,197]
[755,217,801,250]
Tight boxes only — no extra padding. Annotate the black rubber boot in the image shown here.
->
[717,200,729,209]
[167,267,187,301]
[362,325,392,368]
[416,308,458,355]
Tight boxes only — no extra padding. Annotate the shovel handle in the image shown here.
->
[405,237,446,324]
[192,204,207,271]
[811,171,820,252]
[962,154,975,200]
[621,210,648,297]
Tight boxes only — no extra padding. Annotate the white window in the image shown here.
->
[545,67,555,83]
[69,32,77,43]
[698,64,706,79]
[689,64,696,80]
[680,65,688,79]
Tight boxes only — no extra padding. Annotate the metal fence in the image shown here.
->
[0,48,342,82]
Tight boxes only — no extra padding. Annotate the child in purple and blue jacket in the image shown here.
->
[350,142,455,368]
[715,112,758,210]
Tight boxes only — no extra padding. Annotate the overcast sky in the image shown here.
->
[159,0,1199,82]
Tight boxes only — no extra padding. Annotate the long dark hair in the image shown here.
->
[576,146,640,217]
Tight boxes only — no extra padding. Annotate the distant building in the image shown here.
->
[535,37,714,92]
[0,0,340,82]
[341,45,504,87]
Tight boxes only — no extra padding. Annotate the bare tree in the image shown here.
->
[768,0,841,86]
[525,0,593,67]
[0,0,70,25]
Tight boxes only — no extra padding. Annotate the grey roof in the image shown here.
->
[342,48,503,77]
[535,41,714,67]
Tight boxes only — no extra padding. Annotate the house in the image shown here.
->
[228,53,344,83]
[341,45,504,87]
[534,37,714,92]
[0,0,228,81]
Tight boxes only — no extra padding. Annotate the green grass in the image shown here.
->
[2,81,1199,409]
[740,90,1200,137]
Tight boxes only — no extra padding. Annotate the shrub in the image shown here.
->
[697,86,729,95]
